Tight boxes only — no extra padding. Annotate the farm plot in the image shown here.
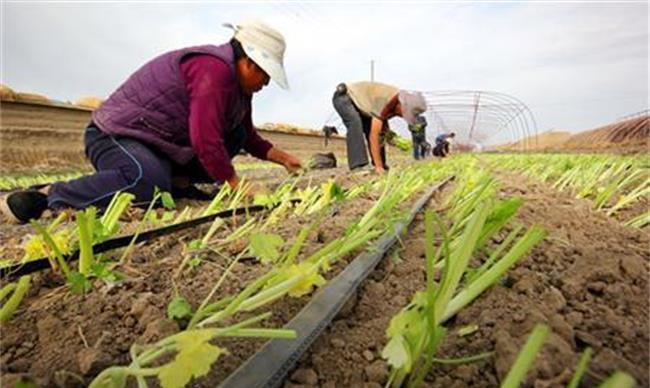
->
[0,154,647,388]
[289,159,648,387]
[0,161,451,387]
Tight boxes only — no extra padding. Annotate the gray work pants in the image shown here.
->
[332,84,387,170]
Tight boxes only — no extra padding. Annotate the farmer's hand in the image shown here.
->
[282,154,303,174]
[267,147,303,175]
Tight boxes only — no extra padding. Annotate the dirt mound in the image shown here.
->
[498,130,572,151]
[260,122,336,138]
[495,115,649,153]
[563,115,649,152]
[75,96,103,110]
[0,84,16,101]
[14,92,50,104]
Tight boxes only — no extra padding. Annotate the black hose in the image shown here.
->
[1,200,301,279]
[219,176,454,388]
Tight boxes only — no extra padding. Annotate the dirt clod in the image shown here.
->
[77,348,111,375]
[364,360,388,383]
[290,368,318,385]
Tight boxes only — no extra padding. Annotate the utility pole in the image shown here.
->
[370,59,375,82]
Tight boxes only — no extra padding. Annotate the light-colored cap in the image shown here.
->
[398,90,427,125]
[224,19,289,90]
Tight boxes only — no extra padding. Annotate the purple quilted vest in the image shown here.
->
[92,43,249,164]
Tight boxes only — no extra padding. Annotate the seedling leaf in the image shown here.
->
[158,330,227,388]
[250,233,284,264]
[167,296,193,321]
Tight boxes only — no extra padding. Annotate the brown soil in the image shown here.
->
[288,170,649,387]
[0,170,422,387]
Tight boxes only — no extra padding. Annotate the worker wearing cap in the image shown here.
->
[332,82,427,172]
[1,20,302,223]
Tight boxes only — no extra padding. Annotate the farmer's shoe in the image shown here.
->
[350,164,373,175]
[0,190,48,223]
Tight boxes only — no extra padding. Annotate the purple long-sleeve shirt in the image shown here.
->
[180,54,273,182]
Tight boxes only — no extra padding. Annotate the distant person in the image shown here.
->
[332,81,427,173]
[433,132,456,157]
[408,115,428,160]
[422,140,432,157]
[1,20,302,223]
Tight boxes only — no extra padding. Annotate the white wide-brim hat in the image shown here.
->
[224,19,289,90]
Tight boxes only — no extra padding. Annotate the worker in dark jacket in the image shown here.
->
[409,115,428,160]
[1,19,302,223]
[433,132,456,157]
[332,81,427,172]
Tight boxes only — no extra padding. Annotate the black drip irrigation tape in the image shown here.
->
[1,199,301,279]
[219,176,454,388]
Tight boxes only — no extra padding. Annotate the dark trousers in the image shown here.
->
[411,133,427,160]
[48,122,246,210]
[332,85,387,170]
[433,142,450,158]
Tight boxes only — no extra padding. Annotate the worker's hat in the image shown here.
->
[224,19,289,90]
[398,91,427,125]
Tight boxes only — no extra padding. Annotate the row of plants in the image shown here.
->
[485,153,649,228]
[381,163,547,386]
[0,170,87,191]
[504,324,635,388]
[89,163,456,387]
[379,161,637,387]
[0,171,389,386]
[0,160,296,191]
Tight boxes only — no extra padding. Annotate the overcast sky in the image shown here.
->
[2,1,648,145]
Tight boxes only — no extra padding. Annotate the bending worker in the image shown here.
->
[409,114,428,160]
[1,20,302,223]
[433,132,456,157]
[332,81,427,173]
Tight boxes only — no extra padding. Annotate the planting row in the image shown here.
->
[485,153,649,228]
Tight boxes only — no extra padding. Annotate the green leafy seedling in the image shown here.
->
[250,233,284,264]
[168,296,193,321]
[161,191,176,210]
[68,272,92,295]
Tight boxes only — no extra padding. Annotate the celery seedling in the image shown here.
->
[0,275,31,322]
[500,324,549,388]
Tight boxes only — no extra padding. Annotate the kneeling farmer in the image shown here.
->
[1,20,302,223]
[332,82,427,173]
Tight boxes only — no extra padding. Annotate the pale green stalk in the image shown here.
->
[443,226,546,322]
[119,192,161,263]
[567,347,592,388]
[500,324,549,388]
[30,221,72,277]
[625,210,650,228]
[100,192,134,236]
[0,275,31,322]
[0,283,17,302]
[76,208,95,275]
[433,202,489,320]
[598,372,636,388]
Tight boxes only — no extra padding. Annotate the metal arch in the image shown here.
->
[421,90,538,151]
[323,89,538,151]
